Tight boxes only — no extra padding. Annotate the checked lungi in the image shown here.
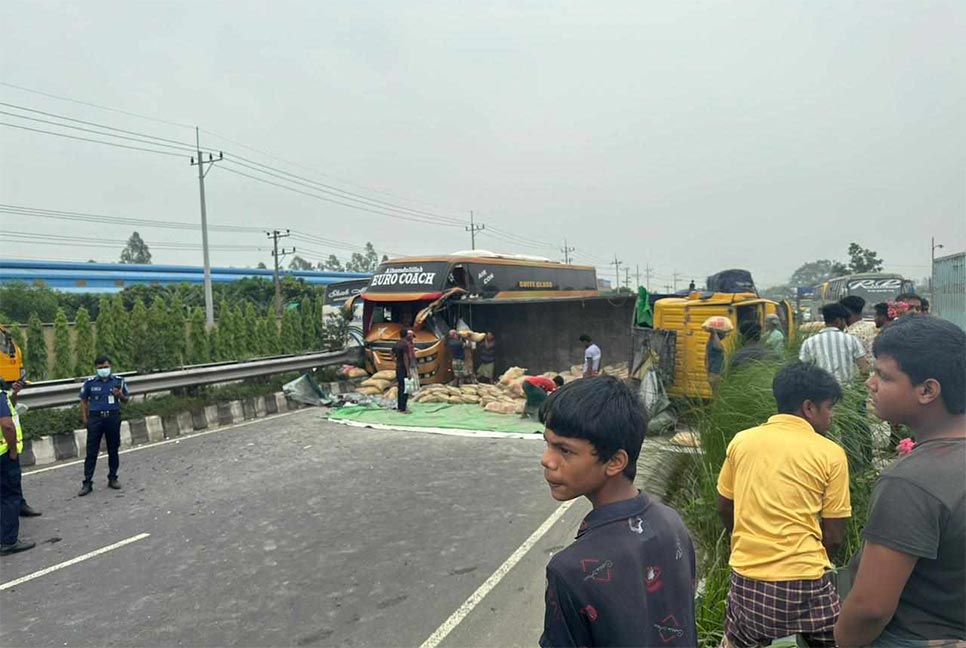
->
[724,571,840,648]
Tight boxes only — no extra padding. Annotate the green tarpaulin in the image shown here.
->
[328,402,543,436]
[635,286,653,327]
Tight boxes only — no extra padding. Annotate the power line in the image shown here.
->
[0,121,185,157]
[0,204,263,233]
[201,127,464,214]
[217,164,465,228]
[221,155,466,226]
[0,81,196,129]
[0,102,207,153]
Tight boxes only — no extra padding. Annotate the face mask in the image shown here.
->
[96,367,112,378]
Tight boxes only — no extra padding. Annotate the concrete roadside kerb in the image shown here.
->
[20,390,307,468]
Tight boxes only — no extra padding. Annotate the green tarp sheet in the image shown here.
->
[328,402,543,436]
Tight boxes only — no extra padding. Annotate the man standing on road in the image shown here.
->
[1,386,34,555]
[2,379,41,518]
[799,303,869,385]
[835,316,965,647]
[579,334,601,378]
[717,362,851,647]
[78,356,129,497]
[393,329,412,414]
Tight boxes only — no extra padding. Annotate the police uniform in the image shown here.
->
[79,374,128,487]
[0,390,25,547]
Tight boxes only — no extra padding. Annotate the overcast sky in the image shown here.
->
[1,0,963,288]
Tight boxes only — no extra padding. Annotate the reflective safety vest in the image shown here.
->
[0,391,24,455]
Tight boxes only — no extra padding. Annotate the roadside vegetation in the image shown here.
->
[663,354,881,647]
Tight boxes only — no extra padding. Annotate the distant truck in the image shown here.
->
[0,326,24,384]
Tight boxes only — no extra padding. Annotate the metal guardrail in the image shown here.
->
[19,347,362,410]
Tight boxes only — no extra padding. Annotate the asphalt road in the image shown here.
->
[0,408,583,648]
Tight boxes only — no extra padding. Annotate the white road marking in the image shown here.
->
[23,409,307,476]
[419,500,575,648]
[0,533,150,591]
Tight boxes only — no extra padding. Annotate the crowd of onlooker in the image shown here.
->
[538,296,964,647]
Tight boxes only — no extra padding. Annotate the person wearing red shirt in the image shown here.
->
[522,375,565,419]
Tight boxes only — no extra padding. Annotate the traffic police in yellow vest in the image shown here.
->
[78,356,129,497]
[1,381,35,555]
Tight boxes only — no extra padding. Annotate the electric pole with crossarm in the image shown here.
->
[267,229,293,317]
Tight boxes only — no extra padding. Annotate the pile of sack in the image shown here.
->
[349,362,630,416]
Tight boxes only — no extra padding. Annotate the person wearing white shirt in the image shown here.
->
[579,334,602,378]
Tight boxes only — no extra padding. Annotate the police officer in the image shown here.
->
[78,356,129,497]
[1,384,34,555]
[2,379,42,518]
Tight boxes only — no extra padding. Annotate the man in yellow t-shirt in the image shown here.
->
[717,361,852,648]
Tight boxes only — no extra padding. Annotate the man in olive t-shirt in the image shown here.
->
[836,316,965,647]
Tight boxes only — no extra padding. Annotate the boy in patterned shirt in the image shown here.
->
[539,376,696,647]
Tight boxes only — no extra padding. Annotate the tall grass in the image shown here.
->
[665,358,880,646]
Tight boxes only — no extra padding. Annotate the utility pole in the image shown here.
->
[466,211,485,250]
[561,238,575,265]
[644,264,652,289]
[673,271,681,293]
[267,229,293,317]
[635,265,640,289]
[931,236,944,299]
[190,128,223,328]
[625,268,631,290]
[612,255,622,293]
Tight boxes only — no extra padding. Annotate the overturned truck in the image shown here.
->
[347,252,635,383]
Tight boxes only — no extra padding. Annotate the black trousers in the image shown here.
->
[84,412,121,484]
[0,454,22,545]
[396,373,409,412]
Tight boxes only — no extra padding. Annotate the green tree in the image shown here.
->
[288,255,314,271]
[167,293,187,367]
[320,255,344,272]
[788,260,849,287]
[207,325,222,362]
[847,243,884,273]
[255,315,277,356]
[119,230,152,264]
[300,298,319,351]
[186,307,209,365]
[148,296,176,370]
[0,282,60,323]
[73,306,95,376]
[280,307,302,354]
[130,298,152,372]
[109,295,132,369]
[25,313,48,380]
[51,308,73,379]
[239,302,259,358]
[344,242,382,272]
[94,297,117,364]
[214,299,236,360]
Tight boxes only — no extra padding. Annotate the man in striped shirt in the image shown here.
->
[800,303,869,385]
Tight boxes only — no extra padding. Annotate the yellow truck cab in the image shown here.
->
[0,326,24,385]
[653,292,795,399]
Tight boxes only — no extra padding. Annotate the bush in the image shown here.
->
[52,308,73,379]
[25,313,48,380]
[664,359,879,647]
[73,306,95,376]
[187,307,209,365]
